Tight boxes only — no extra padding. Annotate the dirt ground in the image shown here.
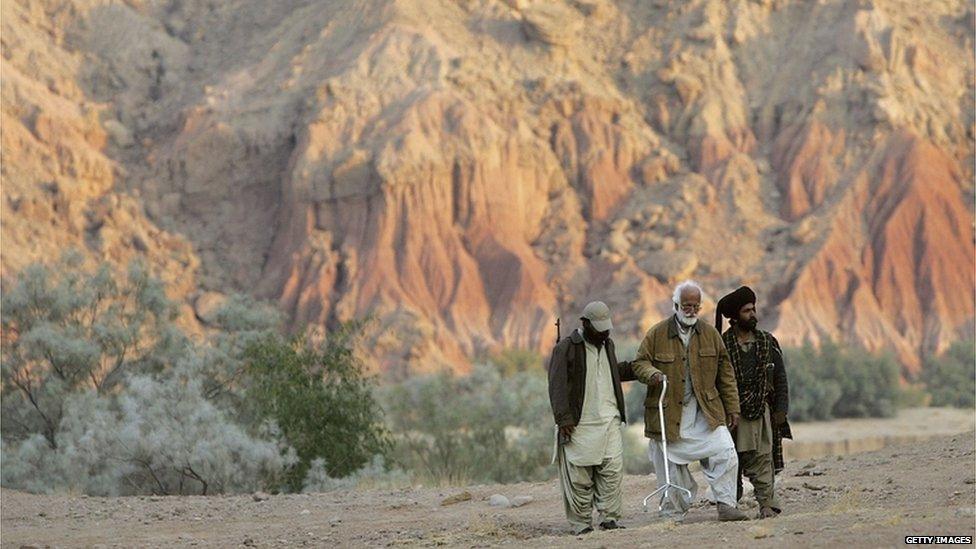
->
[3,431,975,548]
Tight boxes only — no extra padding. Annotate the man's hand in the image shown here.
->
[726,413,739,430]
[649,372,666,387]
[772,410,787,427]
[559,424,575,438]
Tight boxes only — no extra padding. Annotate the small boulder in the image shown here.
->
[488,494,511,508]
[440,491,473,506]
[510,496,534,508]
[252,491,270,502]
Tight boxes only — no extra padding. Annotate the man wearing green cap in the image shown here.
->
[547,300,632,534]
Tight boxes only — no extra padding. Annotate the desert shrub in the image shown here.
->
[624,382,648,427]
[785,342,842,421]
[0,361,293,496]
[302,454,409,493]
[192,294,282,407]
[1,252,184,448]
[785,341,901,422]
[486,348,545,376]
[382,364,552,485]
[923,341,976,408]
[622,426,653,475]
[242,328,392,492]
[1,254,388,495]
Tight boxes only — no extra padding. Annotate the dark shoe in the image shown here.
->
[759,506,780,519]
[576,526,594,535]
[717,502,749,521]
[599,520,625,530]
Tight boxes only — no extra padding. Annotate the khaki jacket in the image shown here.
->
[631,315,740,442]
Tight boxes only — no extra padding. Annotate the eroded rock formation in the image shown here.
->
[2,0,973,374]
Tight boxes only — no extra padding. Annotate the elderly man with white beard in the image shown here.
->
[630,280,749,521]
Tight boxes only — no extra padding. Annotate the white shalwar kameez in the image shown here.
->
[557,333,624,533]
[646,320,739,517]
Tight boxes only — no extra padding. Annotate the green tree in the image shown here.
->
[923,341,976,408]
[242,327,391,491]
[827,343,899,418]
[784,341,901,421]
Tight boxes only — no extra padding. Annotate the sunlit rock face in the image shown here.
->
[3,0,972,374]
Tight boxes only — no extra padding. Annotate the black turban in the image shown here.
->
[715,286,757,332]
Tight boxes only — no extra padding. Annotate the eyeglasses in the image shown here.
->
[680,303,701,312]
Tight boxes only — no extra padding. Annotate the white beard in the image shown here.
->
[676,309,698,327]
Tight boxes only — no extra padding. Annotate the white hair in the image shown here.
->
[672,280,704,305]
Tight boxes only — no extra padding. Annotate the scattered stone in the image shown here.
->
[252,491,271,502]
[300,509,311,515]
[242,536,255,547]
[521,3,582,47]
[802,482,826,491]
[440,491,473,506]
[965,478,975,485]
[795,469,825,477]
[488,494,511,508]
[510,496,534,508]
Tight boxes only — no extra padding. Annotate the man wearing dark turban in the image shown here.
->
[716,286,791,519]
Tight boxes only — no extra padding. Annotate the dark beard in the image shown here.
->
[582,323,609,347]
[741,318,758,331]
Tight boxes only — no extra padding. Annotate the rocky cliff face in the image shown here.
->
[2,0,973,374]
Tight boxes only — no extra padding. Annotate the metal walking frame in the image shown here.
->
[642,377,692,513]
